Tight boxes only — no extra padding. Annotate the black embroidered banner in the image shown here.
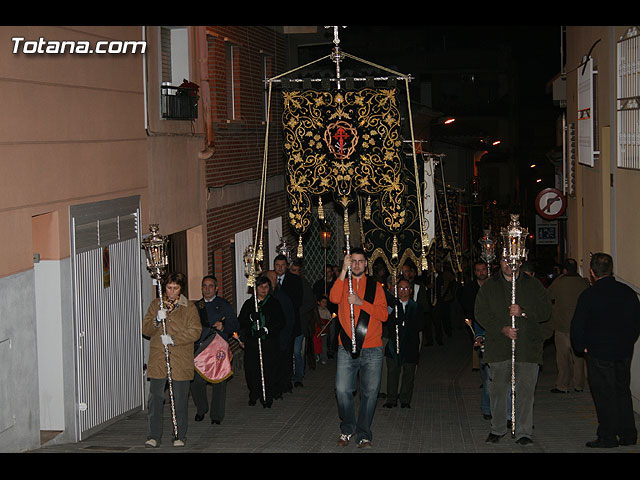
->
[282,88,405,237]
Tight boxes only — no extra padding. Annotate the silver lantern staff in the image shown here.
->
[343,209,357,354]
[478,229,497,275]
[500,214,529,439]
[141,224,178,440]
[393,270,400,355]
[243,245,267,403]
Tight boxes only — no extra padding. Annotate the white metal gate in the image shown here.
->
[69,196,145,440]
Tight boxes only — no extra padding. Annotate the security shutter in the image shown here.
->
[69,196,144,440]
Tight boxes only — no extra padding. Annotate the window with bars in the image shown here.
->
[617,26,640,169]
[226,41,241,120]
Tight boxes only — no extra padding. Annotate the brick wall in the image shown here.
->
[204,26,289,307]
[207,190,291,308]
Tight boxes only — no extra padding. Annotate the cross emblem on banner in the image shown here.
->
[333,126,350,155]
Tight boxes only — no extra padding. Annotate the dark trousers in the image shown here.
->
[190,373,227,422]
[385,358,417,405]
[147,378,190,442]
[423,311,443,345]
[244,341,277,406]
[587,356,637,443]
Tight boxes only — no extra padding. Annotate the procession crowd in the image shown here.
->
[142,248,640,450]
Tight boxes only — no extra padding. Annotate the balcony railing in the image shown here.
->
[161,84,198,120]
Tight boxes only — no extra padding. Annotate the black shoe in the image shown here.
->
[483,414,492,420]
[401,403,411,408]
[211,419,221,425]
[550,388,568,393]
[248,399,257,406]
[383,402,396,408]
[574,388,584,392]
[485,433,504,443]
[294,381,303,388]
[585,438,618,448]
[516,437,533,445]
[194,413,205,422]
[619,438,637,446]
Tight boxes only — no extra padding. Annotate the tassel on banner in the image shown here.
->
[297,234,304,258]
[318,197,325,220]
[392,234,398,261]
[364,196,371,220]
[256,241,264,262]
[421,253,429,271]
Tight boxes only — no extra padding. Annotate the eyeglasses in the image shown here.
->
[398,287,411,291]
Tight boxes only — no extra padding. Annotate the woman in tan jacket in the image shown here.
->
[142,272,201,448]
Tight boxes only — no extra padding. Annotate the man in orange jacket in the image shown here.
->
[330,247,388,449]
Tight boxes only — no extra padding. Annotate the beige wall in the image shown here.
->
[565,26,640,288]
[0,25,209,284]
[142,26,209,288]
[0,26,147,277]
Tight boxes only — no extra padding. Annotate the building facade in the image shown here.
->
[0,25,211,452]
[562,25,640,410]
[0,24,295,452]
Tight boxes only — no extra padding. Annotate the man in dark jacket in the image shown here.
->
[475,256,551,445]
[191,275,239,425]
[383,278,425,409]
[289,259,317,387]
[461,260,491,419]
[273,254,303,395]
[571,252,640,448]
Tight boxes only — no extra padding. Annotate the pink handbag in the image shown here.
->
[194,333,233,383]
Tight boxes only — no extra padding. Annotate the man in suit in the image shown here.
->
[383,278,425,409]
[402,261,436,347]
[190,275,239,425]
[289,259,317,387]
[273,254,303,395]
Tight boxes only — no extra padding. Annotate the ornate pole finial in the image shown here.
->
[478,229,496,271]
[325,26,347,90]
[500,214,529,268]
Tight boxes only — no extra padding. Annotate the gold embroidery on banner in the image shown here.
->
[283,87,405,237]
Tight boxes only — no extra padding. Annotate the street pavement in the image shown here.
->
[26,321,640,455]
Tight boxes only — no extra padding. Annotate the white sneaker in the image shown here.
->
[337,433,352,447]
[357,439,373,449]
[173,439,185,447]
[145,438,158,448]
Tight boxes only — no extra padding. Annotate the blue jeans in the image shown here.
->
[292,335,305,383]
[478,351,491,416]
[336,346,383,442]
